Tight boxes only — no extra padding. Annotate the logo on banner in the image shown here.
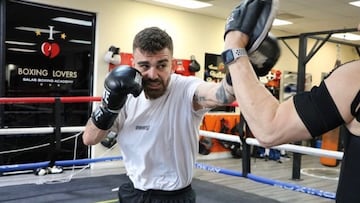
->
[37,26,65,59]
[41,42,60,58]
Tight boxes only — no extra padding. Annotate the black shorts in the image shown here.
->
[118,179,196,203]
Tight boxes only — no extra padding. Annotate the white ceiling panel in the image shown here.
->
[134,0,360,44]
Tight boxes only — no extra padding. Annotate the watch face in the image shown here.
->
[221,50,234,64]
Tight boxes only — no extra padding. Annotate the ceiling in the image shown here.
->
[136,0,360,45]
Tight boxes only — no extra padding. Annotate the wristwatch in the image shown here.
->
[221,48,247,65]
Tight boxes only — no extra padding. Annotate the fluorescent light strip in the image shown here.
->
[332,33,360,41]
[8,48,37,53]
[5,40,36,46]
[273,19,292,26]
[69,39,91,44]
[349,1,360,7]
[52,17,92,26]
[153,0,212,9]
[15,26,61,34]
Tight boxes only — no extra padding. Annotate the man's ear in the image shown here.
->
[171,59,176,73]
[131,57,135,67]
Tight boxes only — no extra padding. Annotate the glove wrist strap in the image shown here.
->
[91,105,118,130]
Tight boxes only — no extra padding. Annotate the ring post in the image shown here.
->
[48,97,63,168]
[239,114,251,177]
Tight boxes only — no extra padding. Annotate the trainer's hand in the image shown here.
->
[224,0,277,53]
[224,31,249,50]
[92,65,142,130]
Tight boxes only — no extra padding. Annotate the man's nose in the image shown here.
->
[145,67,157,79]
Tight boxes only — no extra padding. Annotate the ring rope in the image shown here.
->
[0,128,337,200]
[0,94,338,201]
[194,162,336,200]
[36,136,120,185]
[199,130,343,160]
[0,155,336,199]
[245,137,343,160]
[0,132,80,155]
[0,127,343,160]
[0,96,101,104]
[0,126,85,135]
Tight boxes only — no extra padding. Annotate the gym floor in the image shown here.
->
[0,154,338,203]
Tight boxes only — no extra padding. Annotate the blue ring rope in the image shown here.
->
[0,156,335,199]
[194,162,336,200]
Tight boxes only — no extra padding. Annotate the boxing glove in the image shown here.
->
[91,65,143,130]
[104,45,121,65]
[189,55,200,72]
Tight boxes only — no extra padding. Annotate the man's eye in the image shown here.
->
[158,64,167,69]
[140,64,150,69]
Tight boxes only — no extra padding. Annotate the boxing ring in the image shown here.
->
[0,96,341,201]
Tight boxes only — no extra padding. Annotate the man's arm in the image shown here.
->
[83,119,108,145]
[83,65,142,146]
[193,78,236,111]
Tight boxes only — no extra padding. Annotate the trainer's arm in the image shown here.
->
[227,31,360,147]
[226,31,311,146]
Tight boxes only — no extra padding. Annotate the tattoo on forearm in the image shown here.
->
[216,85,232,104]
[194,90,206,103]
[194,81,235,106]
[222,79,235,99]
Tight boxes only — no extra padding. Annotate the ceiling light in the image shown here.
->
[273,19,293,26]
[332,33,360,41]
[52,17,92,26]
[349,1,360,7]
[153,0,212,9]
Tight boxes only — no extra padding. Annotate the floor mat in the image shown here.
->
[0,174,281,203]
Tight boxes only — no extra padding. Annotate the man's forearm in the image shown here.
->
[83,118,108,145]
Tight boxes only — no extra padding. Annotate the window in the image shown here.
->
[1,0,96,165]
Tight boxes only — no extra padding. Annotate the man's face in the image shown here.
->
[132,48,174,99]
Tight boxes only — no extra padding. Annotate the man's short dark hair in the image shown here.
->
[133,27,173,55]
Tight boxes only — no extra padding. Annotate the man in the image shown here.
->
[224,4,360,203]
[83,0,277,201]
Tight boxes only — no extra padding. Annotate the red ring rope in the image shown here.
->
[0,96,238,106]
[0,96,101,104]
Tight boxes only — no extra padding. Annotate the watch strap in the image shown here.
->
[221,48,247,65]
